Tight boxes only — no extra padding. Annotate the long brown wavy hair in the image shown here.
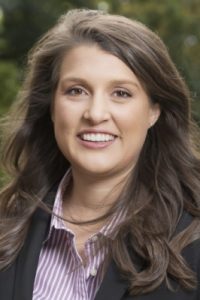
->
[1,9,200,295]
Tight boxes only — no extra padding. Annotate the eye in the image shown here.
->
[65,87,87,96]
[113,89,132,98]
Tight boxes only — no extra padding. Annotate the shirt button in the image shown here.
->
[91,235,98,242]
[90,268,97,276]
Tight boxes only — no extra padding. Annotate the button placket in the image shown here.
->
[85,240,96,278]
[84,242,92,279]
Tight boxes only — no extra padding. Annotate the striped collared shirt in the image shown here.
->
[33,171,125,300]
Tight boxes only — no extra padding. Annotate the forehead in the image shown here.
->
[58,44,142,87]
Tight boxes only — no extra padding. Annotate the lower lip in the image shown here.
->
[78,137,116,149]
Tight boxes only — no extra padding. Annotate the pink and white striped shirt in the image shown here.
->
[33,171,125,300]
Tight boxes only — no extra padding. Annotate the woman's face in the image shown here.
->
[52,45,160,178]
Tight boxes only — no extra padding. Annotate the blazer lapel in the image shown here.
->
[95,237,145,300]
[95,261,128,300]
[13,188,57,300]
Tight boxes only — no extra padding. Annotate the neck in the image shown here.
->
[63,168,130,221]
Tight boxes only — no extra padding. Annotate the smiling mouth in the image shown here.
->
[79,133,116,142]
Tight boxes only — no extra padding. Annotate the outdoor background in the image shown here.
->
[0,0,199,185]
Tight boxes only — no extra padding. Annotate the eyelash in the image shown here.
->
[113,90,132,98]
[64,87,132,98]
[65,87,86,95]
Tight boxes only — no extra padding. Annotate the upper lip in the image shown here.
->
[78,129,118,136]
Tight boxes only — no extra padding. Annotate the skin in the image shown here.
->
[52,45,160,251]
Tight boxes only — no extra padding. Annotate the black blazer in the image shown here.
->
[0,189,200,300]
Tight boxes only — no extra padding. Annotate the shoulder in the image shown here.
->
[177,211,200,278]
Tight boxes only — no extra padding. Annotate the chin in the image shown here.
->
[84,166,113,175]
[74,163,116,177]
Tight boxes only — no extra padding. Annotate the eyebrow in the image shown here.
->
[60,77,140,90]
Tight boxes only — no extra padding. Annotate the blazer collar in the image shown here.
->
[95,261,128,300]
[95,239,144,300]
[13,187,58,300]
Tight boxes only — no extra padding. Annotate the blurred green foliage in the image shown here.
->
[0,0,200,184]
[0,0,199,115]
[0,61,20,115]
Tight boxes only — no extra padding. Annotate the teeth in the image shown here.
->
[81,133,115,142]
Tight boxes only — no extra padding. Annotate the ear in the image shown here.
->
[149,103,160,128]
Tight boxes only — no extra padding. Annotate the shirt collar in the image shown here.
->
[46,169,126,242]
[46,169,72,240]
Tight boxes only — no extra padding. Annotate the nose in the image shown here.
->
[83,93,110,124]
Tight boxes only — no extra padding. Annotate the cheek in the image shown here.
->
[118,108,150,156]
[53,97,85,131]
[53,113,74,159]
[53,102,76,132]
[118,107,150,135]
[53,115,74,152]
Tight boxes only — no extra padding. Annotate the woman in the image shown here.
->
[0,8,200,300]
